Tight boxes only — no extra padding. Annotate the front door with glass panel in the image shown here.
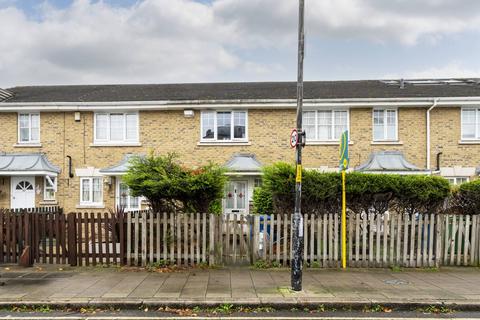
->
[11,176,35,209]
[225,181,247,214]
[116,178,140,211]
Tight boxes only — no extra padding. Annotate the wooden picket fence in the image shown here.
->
[0,209,478,268]
[124,211,480,267]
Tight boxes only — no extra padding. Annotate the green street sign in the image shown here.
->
[339,130,349,171]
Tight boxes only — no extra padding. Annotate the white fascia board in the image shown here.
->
[0,171,58,176]
[225,171,262,176]
[100,172,126,176]
[1,97,480,112]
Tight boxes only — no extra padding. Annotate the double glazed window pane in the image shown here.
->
[202,112,215,139]
[92,178,102,203]
[303,111,316,141]
[462,109,477,139]
[217,112,231,140]
[233,112,246,139]
[334,111,347,139]
[110,114,124,141]
[82,179,91,202]
[126,114,138,140]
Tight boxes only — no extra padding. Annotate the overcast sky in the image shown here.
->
[1,0,480,88]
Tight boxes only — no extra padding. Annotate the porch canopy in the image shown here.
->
[355,151,429,175]
[224,153,262,176]
[100,154,138,176]
[0,153,60,176]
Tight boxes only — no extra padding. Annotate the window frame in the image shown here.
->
[446,177,470,185]
[17,112,40,144]
[200,110,248,143]
[372,108,398,141]
[461,107,480,140]
[79,177,103,206]
[116,178,141,211]
[302,109,349,142]
[93,112,139,144]
[43,176,57,201]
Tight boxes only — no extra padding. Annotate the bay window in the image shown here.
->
[18,113,40,143]
[94,112,139,144]
[373,109,397,141]
[302,110,348,141]
[461,108,480,140]
[201,111,247,142]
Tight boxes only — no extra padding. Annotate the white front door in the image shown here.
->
[225,180,248,214]
[11,176,35,209]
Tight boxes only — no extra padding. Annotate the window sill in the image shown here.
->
[13,143,42,148]
[306,141,354,146]
[197,141,251,146]
[371,141,403,145]
[40,200,58,205]
[76,204,105,209]
[458,140,480,145]
[90,142,142,147]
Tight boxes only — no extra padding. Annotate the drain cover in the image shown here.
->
[384,279,409,285]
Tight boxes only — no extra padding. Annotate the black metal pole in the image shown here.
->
[291,0,305,292]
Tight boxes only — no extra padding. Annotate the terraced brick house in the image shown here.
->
[0,79,479,213]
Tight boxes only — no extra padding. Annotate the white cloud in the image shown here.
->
[1,0,480,87]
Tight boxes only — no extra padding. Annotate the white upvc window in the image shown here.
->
[302,109,349,141]
[200,111,248,142]
[80,177,103,205]
[117,179,140,211]
[44,176,57,201]
[18,113,40,143]
[94,112,139,144]
[373,108,398,141]
[446,177,469,185]
[461,108,480,140]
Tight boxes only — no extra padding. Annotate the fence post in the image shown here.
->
[67,213,78,266]
[209,214,215,266]
[435,214,443,268]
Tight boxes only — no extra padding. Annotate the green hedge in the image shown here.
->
[450,180,480,215]
[255,162,452,215]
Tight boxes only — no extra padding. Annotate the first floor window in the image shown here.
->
[18,113,40,143]
[44,176,57,201]
[118,181,140,211]
[373,109,397,141]
[446,177,469,185]
[461,108,480,140]
[201,111,247,142]
[94,112,139,143]
[80,177,103,205]
[302,110,348,141]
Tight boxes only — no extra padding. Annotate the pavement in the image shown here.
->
[0,265,479,309]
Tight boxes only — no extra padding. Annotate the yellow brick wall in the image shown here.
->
[0,106,472,211]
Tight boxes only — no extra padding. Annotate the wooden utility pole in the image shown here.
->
[291,0,305,292]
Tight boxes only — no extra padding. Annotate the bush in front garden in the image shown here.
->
[122,152,226,213]
[254,162,452,215]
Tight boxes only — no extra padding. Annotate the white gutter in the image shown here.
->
[0,96,479,112]
[426,98,439,170]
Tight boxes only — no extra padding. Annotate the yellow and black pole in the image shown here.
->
[339,131,349,269]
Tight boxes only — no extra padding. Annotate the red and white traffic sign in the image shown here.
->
[290,129,299,148]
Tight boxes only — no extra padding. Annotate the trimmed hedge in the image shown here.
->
[449,180,480,215]
[255,162,452,215]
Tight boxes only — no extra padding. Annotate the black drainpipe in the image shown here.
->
[436,152,443,172]
[66,156,74,178]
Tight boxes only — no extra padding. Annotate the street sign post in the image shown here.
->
[290,129,299,148]
[291,0,305,292]
[339,130,349,269]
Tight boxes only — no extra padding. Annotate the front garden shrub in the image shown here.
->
[450,180,480,215]
[254,162,452,215]
[123,152,227,213]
